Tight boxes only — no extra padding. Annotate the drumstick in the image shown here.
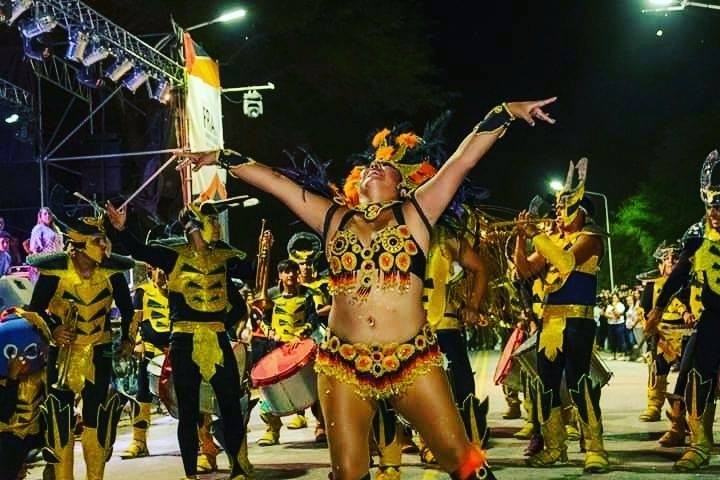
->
[119,154,178,211]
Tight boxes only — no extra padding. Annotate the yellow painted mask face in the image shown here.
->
[556,187,584,226]
[187,202,219,244]
[67,230,111,263]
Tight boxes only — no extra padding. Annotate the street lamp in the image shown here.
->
[642,0,720,12]
[549,180,616,291]
[186,7,248,32]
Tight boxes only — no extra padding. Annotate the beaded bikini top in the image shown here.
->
[324,200,429,302]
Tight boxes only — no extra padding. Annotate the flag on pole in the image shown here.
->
[184,32,226,200]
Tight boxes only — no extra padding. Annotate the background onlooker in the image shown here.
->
[28,207,63,254]
[0,232,13,276]
[605,293,627,360]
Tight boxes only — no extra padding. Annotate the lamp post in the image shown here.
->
[642,0,720,12]
[186,8,248,32]
[549,181,616,291]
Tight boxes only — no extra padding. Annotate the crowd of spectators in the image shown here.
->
[595,286,645,360]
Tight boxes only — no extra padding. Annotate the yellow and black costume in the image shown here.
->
[638,242,689,423]
[423,224,489,445]
[121,269,170,459]
[652,148,720,471]
[256,259,319,446]
[113,200,251,479]
[0,309,51,480]
[27,213,134,480]
[526,159,609,473]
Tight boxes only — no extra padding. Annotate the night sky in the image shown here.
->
[1,0,720,258]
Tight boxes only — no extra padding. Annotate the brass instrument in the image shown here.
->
[484,218,553,232]
[253,219,273,306]
[54,300,79,390]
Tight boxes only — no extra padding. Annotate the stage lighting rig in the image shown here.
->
[65,29,90,63]
[104,55,134,82]
[0,0,31,26]
[149,77,171,103]
[122,68,149,93]
[19,14,57,38]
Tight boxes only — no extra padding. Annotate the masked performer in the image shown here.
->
[0,308,50,480]
[288,232,331,441]
[26,210,134,480]
[121,265,170,459]
[638,242,689,424]
[646,149,720,471]
[106,200,251,480]
[513,158,609,473]
[191,97,555,480]
[419,218,489,459]
[256,259,318,446]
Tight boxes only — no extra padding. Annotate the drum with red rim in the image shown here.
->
[251,339,318,416]
[147,341,247,418]
[493,327,526,391]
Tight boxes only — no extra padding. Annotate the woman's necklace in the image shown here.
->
[352,199,403,221]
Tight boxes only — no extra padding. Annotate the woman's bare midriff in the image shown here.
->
[327,278,427,344]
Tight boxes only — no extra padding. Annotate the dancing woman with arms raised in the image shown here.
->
[191,98,556,480]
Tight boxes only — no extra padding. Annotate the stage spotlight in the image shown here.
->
[22,36,47,61]
[4,113,19,124]
[104,55,134,82]
[82,37,110,66]
[19,14,57,38]
[149,77,172,104]
[122,68,149,93]
[1,0,32,26]
[243,90,263,118]
[65,29,90,62]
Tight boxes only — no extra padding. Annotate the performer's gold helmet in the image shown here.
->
[178,200,219,244]
[555,157,588,226]
[287,232,323,266]
[700,150,720,208]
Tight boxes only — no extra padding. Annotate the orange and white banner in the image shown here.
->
[183,33,226,200]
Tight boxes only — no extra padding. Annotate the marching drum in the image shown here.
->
[147,341,247,418]
[513,331,613,388]
[251,339,318,416]
[493,327,526,391]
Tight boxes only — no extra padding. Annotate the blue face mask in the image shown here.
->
[0,312,49,377]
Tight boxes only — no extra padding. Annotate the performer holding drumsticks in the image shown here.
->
[106,199,252,480]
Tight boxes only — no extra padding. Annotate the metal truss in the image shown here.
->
[36,0,185,85]
[0,76,32,110]
[28,56,90,102]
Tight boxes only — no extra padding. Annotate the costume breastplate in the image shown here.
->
[167,245,236,313]
[692,229,720,297]
[141,282,170,331]
[271,293,309,341]
[140,281,170,353]
[653,277,686,321]
[327,223,421,300]
[543,231,599,296]
[0,371,44,438]
[424,237,462,330]
[45,263,115,340]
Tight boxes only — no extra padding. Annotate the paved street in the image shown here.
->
[25,352,720,479]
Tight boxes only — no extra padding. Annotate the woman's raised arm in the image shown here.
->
[415,98,557,226]
[192,157,334,234]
